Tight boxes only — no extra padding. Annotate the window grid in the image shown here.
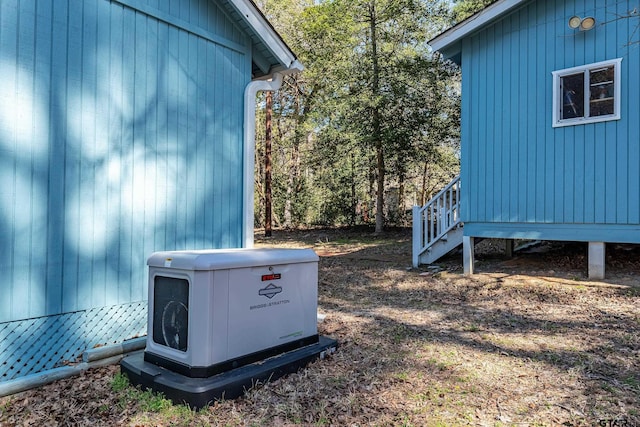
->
[552,58,622,128]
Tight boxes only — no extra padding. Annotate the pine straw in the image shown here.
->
[1,228,638,426]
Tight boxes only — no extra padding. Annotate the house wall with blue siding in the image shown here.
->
[460,0,640,242]
[0,0,253,374]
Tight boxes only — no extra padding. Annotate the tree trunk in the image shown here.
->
[368,156,375,224]
[284,136,301,229]
[398,171,405,222]
[284,141,300,228]
[369,1,384,234]
[285,86,307,229]
[351,152,357,225]
[264,91,273,237]
[375,142,384,233]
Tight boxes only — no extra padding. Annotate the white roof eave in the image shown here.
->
[429,0,529,54]
[230,0,303,75]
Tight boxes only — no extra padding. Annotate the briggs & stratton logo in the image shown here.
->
[259,283,283,299]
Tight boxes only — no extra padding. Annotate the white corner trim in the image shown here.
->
[429,0,528,52]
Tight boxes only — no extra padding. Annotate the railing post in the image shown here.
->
[456,179,461,221]
[448,186,453,226]
[412,205,420,268]
[429,203,435,245]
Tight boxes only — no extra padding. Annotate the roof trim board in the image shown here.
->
[251,48,274,76]
[227,0,302,75]
[429,0,528,54]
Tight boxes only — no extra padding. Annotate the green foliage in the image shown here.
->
[110,373,196,422]
[451,0,495,23]
[110,372,131,393]
[254,0,461,229]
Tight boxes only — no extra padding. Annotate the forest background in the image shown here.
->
[251,0,493,233]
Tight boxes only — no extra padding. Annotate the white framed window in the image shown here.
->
[552,58,622,127]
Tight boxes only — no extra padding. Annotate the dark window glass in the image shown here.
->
[589,66,615,117]
[561,73,584,120]
[153,276,189,352]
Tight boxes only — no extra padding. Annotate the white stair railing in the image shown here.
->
[412,175,461,267]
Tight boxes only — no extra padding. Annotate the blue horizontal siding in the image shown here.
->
[0,0,252,323]
[461,0,640,241]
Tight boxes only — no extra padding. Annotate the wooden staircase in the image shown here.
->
[412,176,462,267]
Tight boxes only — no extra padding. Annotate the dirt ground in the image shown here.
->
[0,228,638,426]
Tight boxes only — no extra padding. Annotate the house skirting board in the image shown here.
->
[462,223,640,279]
[463,223,640,243]
[0,302,147,382]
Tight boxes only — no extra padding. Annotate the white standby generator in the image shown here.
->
[121,247,337,408]
[143,248,322,378]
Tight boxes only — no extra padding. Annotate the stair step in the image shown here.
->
[417,227,463,265]
[411,175,462,267]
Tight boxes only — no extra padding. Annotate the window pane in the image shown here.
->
[561,73,584,119]
[589,65,615,117]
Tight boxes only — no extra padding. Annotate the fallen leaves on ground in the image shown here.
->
[1,228,638,426]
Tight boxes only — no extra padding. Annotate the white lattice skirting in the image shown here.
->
[0,302,147,382]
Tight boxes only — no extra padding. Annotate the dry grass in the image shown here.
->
[1,228,638,426]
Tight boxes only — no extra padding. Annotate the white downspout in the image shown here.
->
[240,75,281,250]
[243,73,283,248]
[242,61,304,248]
